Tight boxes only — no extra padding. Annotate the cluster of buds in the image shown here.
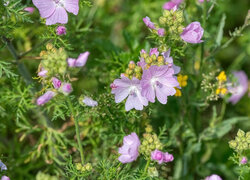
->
[159,10,184,41]
[36,172,58,180]
[201,70,228,101]
[140,49,165,69]
[140,125,163,159]
[39,43,68,78]
[123,61,142,80]
[75,163,93,173]
[216,71,228,95]
[229,129,250,152]
[175,74,188,97]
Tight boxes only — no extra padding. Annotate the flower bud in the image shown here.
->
[56,26,66,35]
[159,16,167,25]
[229,140,237,149]
[52,77,61,89]
[240,157,247,164]
[36,91,56,106]
[237,129,245,137]
[128,61,136,69]
[145,57,153,64]
[61,83,73,95]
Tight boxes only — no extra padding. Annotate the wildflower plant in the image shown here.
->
[0,0,249,179]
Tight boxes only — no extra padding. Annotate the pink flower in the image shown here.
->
[111,77,148,111]
[32,0,79,25]
[67,52,90,67]
[158,28,165,37]
[149,48,159,57]
[61,83,72,95]
[163,0,183,11]
[24,7,35,14]
[52,77,61,89]
[205,174,222,180]
[1,176,10,180]
[162,49,181,74]
[151,150,174,164]
[181,22,204,44]
[228,71,248,104]
[82,97,98,107]
[143,16,155,29]
[118,132,140,163]
[56,26,66,35]
[36,91,56,106]
[240,157,247,164]
[141,65,179,104]
[38,68,47,77]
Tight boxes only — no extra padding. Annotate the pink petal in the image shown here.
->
[75,51,90,67]
[46,7,68,25]
[32,0,55,18]
[64,0,79,15]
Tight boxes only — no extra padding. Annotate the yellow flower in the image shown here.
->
[174,88,182,97]
[217,71,227,82]
[177,74,188,87]
[216,88,227,95]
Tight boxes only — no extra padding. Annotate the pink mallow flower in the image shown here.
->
[141,65,179,104]
[240,157,247,164]
[157,28,165,37]
[36,91,56,106]
[228,71,248,105]
[205,174,222,180]
[143,16,155,29]
[151,150,174,164]
[1,176,10,180]
[149,48,160,57]
[24,7,35,14]
[67,52,90,67]
[61,83,72,95]
[162,49,181,74]
[111,77,148,111]
[118,132,140,163]
[32,0,79,25]
[163,0,183,11]
[56,26,66,35]
[82,97,98,107]
[52,77,61,89]
[181,22,204,44]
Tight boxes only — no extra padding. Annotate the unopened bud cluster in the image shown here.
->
[140,125,163,159]
[75,162,93,173]
[229,129,250,152]
[159,10,184,41]
[39,43,67,77]
[36,172,57,180]
[201,70,228,101]
[123,61,142,79]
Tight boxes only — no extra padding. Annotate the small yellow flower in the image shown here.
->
[177,74,188,87]
[217,71,227,82]
[216,88,227,95]
[174,88,182,97]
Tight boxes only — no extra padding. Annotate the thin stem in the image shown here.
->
[67,97,84,164]
[143,159,151,177]
[217,100,226,123]
[200,0,207,69]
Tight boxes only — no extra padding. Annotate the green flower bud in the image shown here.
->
[237,129,245,138]
[229,140,237,149]
[75,163,82,171]
[145,57,153,64]
[134,66,142,73]
[148,167,159,177]
[163,10,171,17]
[159,16,167,25]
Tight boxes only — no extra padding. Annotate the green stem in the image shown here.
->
[217,100,226,123]
[67,97,84,164]
[143,159,151,177]
[200,0,207,69]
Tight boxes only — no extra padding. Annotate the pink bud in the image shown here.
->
[157,28,165,37]
[52,77,61,89]
[164,152,174,162]
[241,157,247,164]
[24,7,35,14]
[38,68,47,77]
[151,150,165,164]
[36,91,56,106]
[181,22,204,44]
[61,83,73,95]
[56,26,67,35]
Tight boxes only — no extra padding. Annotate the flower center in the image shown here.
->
[150,77,162,88]
[129,86,138,97]
[53,0,65,7]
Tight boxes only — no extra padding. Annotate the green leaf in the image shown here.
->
[200,117,250,141]
[216,14,226,46]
